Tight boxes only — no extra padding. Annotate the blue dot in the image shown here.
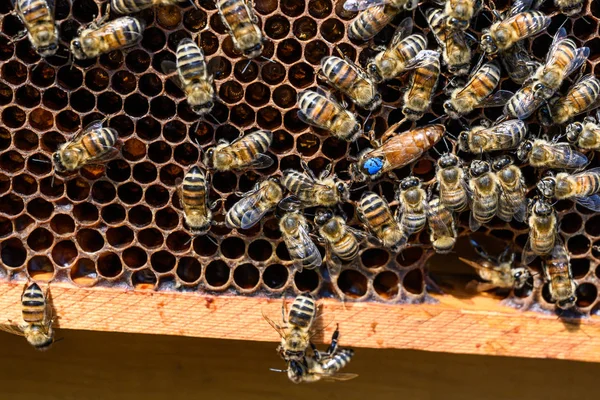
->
[364,158,383,175]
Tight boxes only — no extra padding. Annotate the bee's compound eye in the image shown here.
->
[363,157,383,175]
[336,182,346,193]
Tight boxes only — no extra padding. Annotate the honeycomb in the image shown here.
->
[0,0,599,315]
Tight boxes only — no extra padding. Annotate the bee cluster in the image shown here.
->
[0,0,599,381]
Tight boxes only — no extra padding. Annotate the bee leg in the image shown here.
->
[325,324,340,356]
[10,30,27,43]
[300,159,318,180]
[209,198,224,210]
[318,163,333,180]
[309,342,321,361]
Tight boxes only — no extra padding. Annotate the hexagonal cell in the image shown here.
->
[27,255,55,281]
[294,268,320,292]
[177,257,203,285]
[320,18,345,43]
[265,15,291,39]
[308,0,332,18]
[205,260,231,289]
[97,252,123,279]
[374,271,399,299]
[51,240,78,267]
[70,258,98,287]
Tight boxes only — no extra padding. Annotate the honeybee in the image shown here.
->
[537,168,600,212]
[426,197,457,254]
[535,0,585,16]
[12,0,59,57]
[468,160,500,231]
[439,0,482,31]
[178,166,214,234]
[436,153,469,213]
[263,293,318,362]
[110,0,187,13]
[0,283,55,350]
[52,120,119,172]
[217,0,263,58]
[522,197,557,265]
[70,16,145,60]
[204,130,273,171]
[161,38,215,116]
[503,81,544,120]
[544,243,577,310]
[314,208,361,276]
[297,90,361,142]
[566,113,600,150]
[225,178,283,230]
[279,211,323,271]
[459,239,531,292]
[492,155,527,223]
[395,176,427,243]
[516,139,588,170]
[539,74,600,126]
[443,61,512,119]
[458,119,526,154]
[344,0,418,42]
[366,18,438,83]
[357,191,404,251]
[501,41,539,85]
[529,28,589,101]
[402,52,441,121]
[287,348,357,383]
[321,56,381,110]
[480,11,551,55]
[350,124,445,181]
[280,161,349,210]
[425,8,471,76]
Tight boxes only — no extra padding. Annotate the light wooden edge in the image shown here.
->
[0,281,599,362]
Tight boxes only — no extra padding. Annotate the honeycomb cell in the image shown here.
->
[55,110,80,133]
[296,133,320,156]
[73,203,99,224]
[266,15,291,39]
[320,18,345,43]
[72,0,97,22]
[220,81,245,104]
[205,260,231,288]
[43,87,68,110]
[263,264,288,289]
[27,227,54,252]
[66,178,90,202]
[576,283,597,308]
[91,180,117,203]
[234,264,260,289]
[374,271,399,299]
[15,85,41,108]
[97,252,123,279]
[281,0,305,17]
[2,61,27,85]
[0,216,12,238]
[255,0,278,14]
[248,239,273,262]
[177,257,202,284]
[209,13,228,35]
[126,50,151,73]
[76,229,104,253]
[212,171,238,193]
[3,106,26,128]
[568,235,590,256]
[277,39,302,64]
[561,212,583,234]
[230,104,256,127]
[50,214,75,235]
[234,60,259,83]
[322,137,348,160]
[184,8,208,31]
[14,129,38,152]
[221,237,246,259]
[51,240,78,267]
[257,106,282,130]
[0,36,13,61]
[139,228,164,249]
[124,94,149,117]
[166,231,191,253]
[27,198,54,221]
[145,185,170,208]
[159,163,184,186]
[111,70,137,95]
[151,96,177,120]
[397,246,424,267]
[173,143,199,166]
[193,235,219,257]
[0,194,24,216]
[70,89,95,113]
[0,82,12,106]
[70,258,98,286]
[13,174,37,196]
[294,268,320,292]
[101,204,126,225]
[27,256,55,281]
[0,151,25,173]
[305,41,329,65]
[246,82,271,107]
[288,62,315,88]
[15,214,34,232]
[118,182,143,205]
[151,250,176,273]
[308,0,332,18]
[361,248,389,269]
[106,160,132,183]
[200,31,219,56]
[123,138,146,161]
[403,269,424,295]
[158,5,182,29]
[131,162,156,184]
[156,207,180,230]
[57,66,83,90]
[261,62,286,86]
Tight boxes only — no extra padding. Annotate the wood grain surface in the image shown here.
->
[0,280,598,362]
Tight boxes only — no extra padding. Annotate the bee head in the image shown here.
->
[203,147,216,168]
[512,268,530,289]
[469,160,489,177]
[38,42,58,57]
[537,176,556,198]
[243,42,263,59]
[491,155,512,171]
[561,3,582,15]
[192,101,214,115]
[457,130,470,151]
[402,107,423,121]
[566,122,583,143]
[438,153,458,168]
[557,295,577,310]
[533,82,554,100]
[52,152,66,172]
[480,33,497,54]
[538,105,554,126]
[314,208,334,226]
[367,93,382,110]
[366,62,383,83]
[336,181,349,200]
[533,197,553,216]
[448,64,469,76]
[447,17,468,30]
[69,39,86,60]
[516,140,533,161]
[400,176,420,191]
[443,101,459,119]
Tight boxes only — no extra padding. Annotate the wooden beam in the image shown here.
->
[0,281,598,362]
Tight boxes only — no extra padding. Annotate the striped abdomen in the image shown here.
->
[572,173,600,197]
[458,61,501,106]
[17,0,55,38]
[359,193,396,238]
[288,294,316,329]
[111,0,155,14]
[530,215,555,256]
[281,170,315,203]
[218,0,257,44]
[321,56,362,95]
[506,11,550,42]
[403,56,440,117]
[427,198,455,244]
[504,83,542,120]
[225,130,271,168]
[182,166,208,208]
[322,348,354,373]
[471,175,499,224]
[394,34,428,65]
[399,209,426,237]
[496,166,525,221]
[21,283,46,325]
[298,91,340,131]
[348,5,397,41]
[81,127,118,160]
[176,38,207,85]
[90,17,145,55]
[320,218,359,261]
[545,38,579,84]
[552,75,600,124]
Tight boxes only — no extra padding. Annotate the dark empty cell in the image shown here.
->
[101,204,126,225]
[209,12,228,34]
[132,268,158,289]
[259,217,278,239]
[248,239,273,261]
[403,268,424,295]
[123,138,146,161]
[55,110,80,133]
[320,18,344,43]
[136,117,161,141]
[174,144,199,167]
[14,214,34,232]
[334,0,356,19]
[145,185,169,208]
[294,268,320,292]
[40,176,64,197]
[280,154,302,172]
[271,130,294,154]
[205,260,230,288]
[150,250,176,273]
[166,231,191,252]
[72,0,97,22]
[15,85,41,108]
[262,264,287,289]
[84,68,109,91]
[57,65,83,89]
[122,247,147,270]
[3,106,26,128]
[280,0,304,16]
[288,62,315,88]
[158,4,182,29]
[255,0,277,14]
[271,85,296,109]
[217,124,241,143]
[296,133,320,156]
[111,70,137,95]
[257,107,282,130]
[0,36,13,60]
[554,199,573,212]
[50,214,75,235]
[200,31,219,56]
[155,207,180,230]
[66,178,90,201]
[361,248,389,268]
[0,82,12,106]
[150,96,177,120]
[43,87,68,110]
[27,255,55,281]
[0,128,9,151]
[221,36,241,58]
[192,122,215,145]
[265,15,291,39]
[27,198,53,220]
[2,13,22,36]
[308,0,332,18]
[27,227,54,252]
[91,180,116,203]
[51,240,78,267]
[73,202,99,223]
[211,171,237,194]
[220,81,245,104]
[76,229,104,253]
[246,82,271,107]
[105,160,131,183]
[0,174,9,196]
[261,61,285,85]
[234,60,259,83]
[0,151,24,173]
[159,163,183,186]
[2,61,27,85]
[159,121,185,145]
[138,228,164,249]
[184,8,208,31]
[14,129,38,151]
[285,110,309,133]
[70,89,95,113]
[105,226,134,249]
[372,271,399,299]
[234,264,260,289]
[141,27,167,52]
[322,137,348,159]
[124,94,149,117]
[70,258,98,286]
[13,174,37,195]
[139,73,162,97]
[585,215,600,237]
[97,252,123,278]
[221,237,246,259]
[305,41,330,66]
[576,283,597,308]
[570,257,589,279]
[193,234,218,257]
[230,104,256,127]
[97,92,123,115]
[0,216,12,238]
[276,39,302,64]
[132,162,157,184]
[177,257,202,284]
[117,182,143,205]
[396,246,424,267]
[124,50,150,73]
[489,229,514,242]
[568,235,590,255]
[207,56,232,80]
[531,34,552,60]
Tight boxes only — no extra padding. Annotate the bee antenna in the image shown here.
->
[31,157,51,164]
[382,104,395,109]
[269,368,287,373]
[428,114,445,124]
[206,112,220,124]
[242,59,253,74]
[189,0,199,9]
[350,183,367,192]
[53,337,65,344]
[260,56,275,64]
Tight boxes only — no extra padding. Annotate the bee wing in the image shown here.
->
[576,195,600,212]
[403,50,440,71]
[325,253,342,277]
[389,17,415,48]
[564,75,600,115]
[521,238,538,266]
[469,212,482,232]
[161,60,187,92]
[279,196,303,211]
[343,0,386,11]
[509,0,534,15]
[466,280,498,293]
[290,225,323,270]
[261,309,286,339]
[238,191,271,229]
[513,201,527,223]
[64,119,105,145]
[320,373,359,382]
[244,154,274,170]
[478,90,514,108]
[0,324,25,337]
[545,27,568,65]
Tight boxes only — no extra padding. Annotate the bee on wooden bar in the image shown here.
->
[225,178,283,230]
[537,168,600,212]
[0,283,54,350]
[480,11,551,55]
[492,155,527,223]
[539,74,600,126]
[458,119,526,154]
[110,0,187,14]
[350,124,445,181]
[204,130,273,171]
[436,153,468,213]
[217,0,263,58]
[459,239,531,292]
[178,166,215,234]
[52,120,119,172]
[321,55,381,110]
[402,51,441,121]
[439,0,482,31]
[161,38,215,116]
[70,16,145,60]
[395,176,427,243]
[522,197,557,265]
[314,208,361,276]
[425,8,471,76]
[503,81,544,120]
[566,112,600,150]
[443,61,512,119]
[544,242,577,310]
[468,160,500,231]
[12,0,59,57]
[279,210,323,271]
[344,0,418,42]
[357,191,404,251]
[516,139,588,170]
[426,197,457,254]
[296,90,361,142]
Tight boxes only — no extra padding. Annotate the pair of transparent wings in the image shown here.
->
[278,170,335,212]
[557,74,600,117]
[285,224,323,271]
[541,28,589,85]
[454,61,514,108]
[0,323,27,337]
[63,119,120,164]
[229,184,274,229]
[565,167,600,212]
